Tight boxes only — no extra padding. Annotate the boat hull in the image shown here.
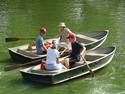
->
[20,46,116,84]
[8,49,43,63]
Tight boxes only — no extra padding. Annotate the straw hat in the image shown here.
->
[59,22,66,27]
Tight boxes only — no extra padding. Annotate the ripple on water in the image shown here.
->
[85,76,95,81]
[118,91,125,94]
[94,66,116,80]
[0,72,1,78]
[91,83,122,94]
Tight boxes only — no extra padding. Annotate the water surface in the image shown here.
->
[0,0,125,94]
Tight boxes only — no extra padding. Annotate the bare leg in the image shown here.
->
[60,58,69,69]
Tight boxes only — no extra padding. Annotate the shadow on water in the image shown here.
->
[7,77,51,90]
[0,59,14,65]
[6,72,94,88]
[0,58,19,71]
[0,59,13,70]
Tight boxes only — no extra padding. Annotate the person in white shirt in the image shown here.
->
[45,40,69,70]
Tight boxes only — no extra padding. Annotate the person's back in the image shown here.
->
[46,47,59,66]
[45,40,68,70]
[45,40,61,70]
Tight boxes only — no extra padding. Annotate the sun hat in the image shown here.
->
[40,27,47,33]
[59,22,66,27]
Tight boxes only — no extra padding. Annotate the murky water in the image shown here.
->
[0,0,125,94]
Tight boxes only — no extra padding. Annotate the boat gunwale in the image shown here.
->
[81,30,109,46]
[8,48,44,59]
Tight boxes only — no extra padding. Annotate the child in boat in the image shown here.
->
[35,27,47,55]
[45,40,69,70]
[27,27,52,54]
[58,22,72,50]
[64,32,86,68]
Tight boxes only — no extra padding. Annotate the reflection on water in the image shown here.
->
[0,0,125,94]
[0,72,2,79]
[0,0,8,33]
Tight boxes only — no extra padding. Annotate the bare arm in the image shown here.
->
[43,44,47,52]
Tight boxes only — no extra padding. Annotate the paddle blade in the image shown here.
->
[4,59,42,71]
[5,37,20,42]
[5,37,36,42]
[4,64,21,71]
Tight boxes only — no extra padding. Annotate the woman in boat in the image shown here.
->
[35,27,47,55]
[64,32,86,68]
[45,40,69,70]
[58,22,72,50]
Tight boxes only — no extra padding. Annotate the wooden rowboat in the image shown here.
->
[8,38,56,63]
[8,30,109,63]
[20,46,116,84]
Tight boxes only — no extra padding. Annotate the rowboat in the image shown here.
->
[8,38,56,63]
[20,46,116,84]
[8,30,109,63]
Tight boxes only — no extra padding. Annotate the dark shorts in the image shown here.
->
[69,58,80,67]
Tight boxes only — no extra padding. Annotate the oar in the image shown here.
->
[4,59,42,71]
[5,37,35,42]
[60,48,67,55]
[81,56,94,77]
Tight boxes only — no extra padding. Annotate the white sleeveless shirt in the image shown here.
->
[46,48,60,65]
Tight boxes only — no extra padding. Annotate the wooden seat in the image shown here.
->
[71,61,84,68]
[77,34,98,42]
[86,53,106,56]
[17,49,37,57]
[30,65,65,74]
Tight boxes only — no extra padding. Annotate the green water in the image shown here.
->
[0,0,125,94]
